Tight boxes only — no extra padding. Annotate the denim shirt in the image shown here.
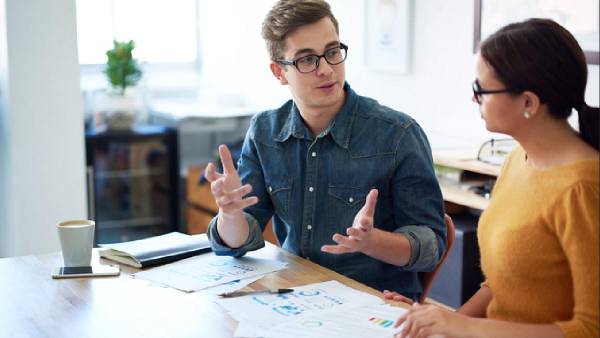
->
[208,83,446,299]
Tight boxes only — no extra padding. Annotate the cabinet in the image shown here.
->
[430,149,501,308]
[86,126,179,244]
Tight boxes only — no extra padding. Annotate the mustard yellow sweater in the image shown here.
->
[478,146,599,338]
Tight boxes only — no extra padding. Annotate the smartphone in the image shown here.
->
[52,265,120,279]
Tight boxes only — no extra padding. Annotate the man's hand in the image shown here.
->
[321,189,379,254]
[204,145,258,215]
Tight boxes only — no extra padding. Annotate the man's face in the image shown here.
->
[271,17,346,114]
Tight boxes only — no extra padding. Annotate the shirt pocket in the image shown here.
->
[265,177,292,218]
[326,185,369,231]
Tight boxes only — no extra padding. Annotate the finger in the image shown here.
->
[346,227,365,239]
[204,162,222,182]
[396,302,419,329]
[218,184,253,204]
[392,294,414,305]
[220,196,258,213]
[356,216,373,231]
[218,144,237,175]
[321,244,353,254]
[394,313,408,328]
[362,189,379,218]
[237,196,259,209]
[332,233,358,248]
[399,317,412,338]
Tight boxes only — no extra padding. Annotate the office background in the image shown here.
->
[0,0,598,257]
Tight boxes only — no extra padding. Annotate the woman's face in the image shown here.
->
[473,53,526,135]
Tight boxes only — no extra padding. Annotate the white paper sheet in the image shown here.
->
[264,303,408,338]
[133,254,287,292]
[215,280,383,337]
[200,275,262,295]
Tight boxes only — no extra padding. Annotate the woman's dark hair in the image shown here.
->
[480,18,599,150]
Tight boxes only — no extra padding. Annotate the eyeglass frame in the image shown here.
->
[472,79,519,104]
[275,43,349,74]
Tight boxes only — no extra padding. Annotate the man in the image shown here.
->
[205,0,445,300]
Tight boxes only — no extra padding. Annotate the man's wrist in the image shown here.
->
[219,210,245,223]
[361,228,383,256]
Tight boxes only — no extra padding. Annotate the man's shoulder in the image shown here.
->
[357,95,416,130]
[249,100,293,136]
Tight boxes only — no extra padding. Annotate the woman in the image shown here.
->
[387,18,599,338]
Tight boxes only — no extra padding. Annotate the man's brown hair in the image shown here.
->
[261,0,339,60]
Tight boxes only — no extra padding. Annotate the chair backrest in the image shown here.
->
[418,214,456,303]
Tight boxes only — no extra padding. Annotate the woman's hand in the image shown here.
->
[383,290,414,305]
[395,303,471,338]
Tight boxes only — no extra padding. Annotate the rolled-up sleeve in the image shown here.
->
[206,212,265,257]
[395,225,440,271]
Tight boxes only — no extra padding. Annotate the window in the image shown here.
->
[76,0,199,66]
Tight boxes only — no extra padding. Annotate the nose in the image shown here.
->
[315,56,334,76]
[471,95,479,104]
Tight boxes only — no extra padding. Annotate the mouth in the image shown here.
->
[316,82,337,89]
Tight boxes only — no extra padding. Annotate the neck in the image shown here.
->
[296,92,346,137]
[513,114,597,169]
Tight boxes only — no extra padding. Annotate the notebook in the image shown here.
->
[99,232,212,268]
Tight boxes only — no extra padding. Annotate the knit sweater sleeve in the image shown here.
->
[554,182,599,338]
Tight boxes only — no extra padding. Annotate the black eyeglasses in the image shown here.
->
[276,43,348,73]
[472,80,516,104]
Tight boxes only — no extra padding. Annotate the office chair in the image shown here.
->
[418,214,456,303]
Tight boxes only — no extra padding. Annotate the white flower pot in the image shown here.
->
[94,90,143,130]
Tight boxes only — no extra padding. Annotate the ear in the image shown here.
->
[270,62,288,85]
[522,90,541,117]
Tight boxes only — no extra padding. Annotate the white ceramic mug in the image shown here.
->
[56,220,95,267]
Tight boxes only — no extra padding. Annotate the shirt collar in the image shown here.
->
[275,82,358,149]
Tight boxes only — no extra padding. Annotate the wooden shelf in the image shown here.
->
[433,149,501,177]
[439,183,490,210]
[433,149,499,210]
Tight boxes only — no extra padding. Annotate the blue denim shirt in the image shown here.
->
[208,83,446,299]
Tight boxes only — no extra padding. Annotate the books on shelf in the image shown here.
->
[99,232,212,268]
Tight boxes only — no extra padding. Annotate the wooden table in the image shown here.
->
[0,243,409,338]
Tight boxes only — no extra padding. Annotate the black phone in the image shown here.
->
[51,265,120,279]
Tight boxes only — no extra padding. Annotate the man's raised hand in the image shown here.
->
[321,189,379,254]
[204,145,258,215]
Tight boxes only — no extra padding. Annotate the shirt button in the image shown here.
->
[349,197,354,203]
[311,152,317,157]
[307,224,312,230]
[268,186,273,192]
[308,187,314,192]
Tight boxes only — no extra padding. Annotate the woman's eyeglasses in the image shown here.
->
[472,80,517,104]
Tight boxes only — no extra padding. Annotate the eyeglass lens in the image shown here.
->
[296,46,347,73]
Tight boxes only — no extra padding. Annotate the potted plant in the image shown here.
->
[96,40,144,130]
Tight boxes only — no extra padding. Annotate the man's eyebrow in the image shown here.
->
[292,41,341,58]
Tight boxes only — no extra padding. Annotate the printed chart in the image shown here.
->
[134,255,287,292]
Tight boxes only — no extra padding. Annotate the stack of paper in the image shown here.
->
[133,254,287,292]
[215,280,407,338]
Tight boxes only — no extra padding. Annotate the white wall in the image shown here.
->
[0,0,86,257]
[199,0,599,149]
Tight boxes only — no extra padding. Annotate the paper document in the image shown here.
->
[265,303,408,338]
[133,254,287,292]
[200,275,262,295]
[215,280,383,337]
